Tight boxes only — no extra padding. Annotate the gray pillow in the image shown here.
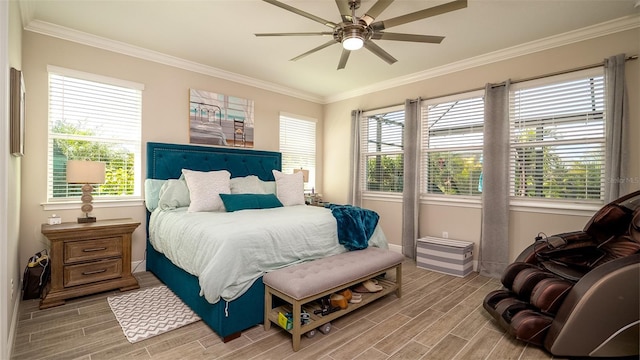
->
[158,179,191,210]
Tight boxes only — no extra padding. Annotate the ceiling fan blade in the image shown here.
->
[371,0,467,31]
[361,0,394,25]
[256,32,333,37]
[364,41,397,65]
[263,0,337,29]
[337,49,351,70]
[371,32,444,44]
[335,0,352,22]
[290,40,337,61]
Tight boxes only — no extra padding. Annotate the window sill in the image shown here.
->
[41,198,144,211]
[362,192,403,203]
[364,192,600,216]
[510,198,601,216]
[421,195,482,208]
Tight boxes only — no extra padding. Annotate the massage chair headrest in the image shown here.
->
[583,191,640,244]
[630,209,640,243]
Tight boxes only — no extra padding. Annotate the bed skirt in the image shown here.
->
[146,238,265,338]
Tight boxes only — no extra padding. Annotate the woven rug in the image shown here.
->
[107,285,201,343]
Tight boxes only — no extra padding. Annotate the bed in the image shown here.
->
[145,142,387,341]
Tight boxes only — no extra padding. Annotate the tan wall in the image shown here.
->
[20,31,324,270]
[6,0,23,356]
[325,29,640,260]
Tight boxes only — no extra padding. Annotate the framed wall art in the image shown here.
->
[189,89,254,148]
[10,67,25,157]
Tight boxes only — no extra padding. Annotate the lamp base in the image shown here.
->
[77,216,97,223]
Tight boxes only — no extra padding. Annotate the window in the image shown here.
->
[422,92,484,196]
[509,69,605,201]
[360,107,404,193]
[47,66,143,201]
[279,114,316,190]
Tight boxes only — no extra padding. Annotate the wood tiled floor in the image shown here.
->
[12,260,563,360]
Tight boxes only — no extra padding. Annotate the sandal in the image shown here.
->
[353,280,383,293]
[349,293,362,304]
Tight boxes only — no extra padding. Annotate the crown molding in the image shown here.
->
[23,13,639,105]
[325,14,640,104]
[23,20,324,104]
[18,0,33,28]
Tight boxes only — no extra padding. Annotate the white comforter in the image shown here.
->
[149,205,388,304]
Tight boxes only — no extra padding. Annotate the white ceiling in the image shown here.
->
[19,0,640,103]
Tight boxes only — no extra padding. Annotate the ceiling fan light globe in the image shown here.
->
[342,36,364,51]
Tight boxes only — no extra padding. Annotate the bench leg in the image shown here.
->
[395,263,403,298]
[292,300,302,351]
[264,287,272,330]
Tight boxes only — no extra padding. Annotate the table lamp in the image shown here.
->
[66,160,106,223]
[293,168,309,182]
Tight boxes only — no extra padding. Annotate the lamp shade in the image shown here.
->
[294,168,309,183]
[66,160,106,184]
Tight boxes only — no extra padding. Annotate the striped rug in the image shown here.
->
[107,285,201,343]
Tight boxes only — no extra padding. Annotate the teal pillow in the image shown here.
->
[219,193,283,212]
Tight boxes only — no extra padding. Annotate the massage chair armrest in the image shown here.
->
[544,253,640,357]
[515,231,595,264]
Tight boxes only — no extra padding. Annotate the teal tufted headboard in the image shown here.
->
[146,142,281,181]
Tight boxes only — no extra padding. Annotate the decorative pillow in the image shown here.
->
[230,175,269,194]
[144,179,167,212]
[158,179,191,210]
[182,169,231,212]
[219,193,283,212]
[272,170,305,206]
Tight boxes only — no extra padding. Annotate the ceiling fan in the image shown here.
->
[256,0,468,70]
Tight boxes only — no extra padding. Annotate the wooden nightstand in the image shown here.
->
[40,218,140,309]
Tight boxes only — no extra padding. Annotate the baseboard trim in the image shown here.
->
[388,244,402,254]
[7,294,20,359]
[132,260,146,273]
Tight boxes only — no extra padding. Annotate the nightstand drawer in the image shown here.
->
[64,237,123,264]
[64,259,122,287]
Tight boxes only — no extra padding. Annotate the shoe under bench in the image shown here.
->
[263,247,404,351]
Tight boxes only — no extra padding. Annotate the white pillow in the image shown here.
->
[144,179,167,212]
[182,169,231,212]
[263,181,277,195]
[230,175,268,194]
[158,179,191,210]
[272,170,305,206]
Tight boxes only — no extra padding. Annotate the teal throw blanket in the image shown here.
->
[328,204,380,251]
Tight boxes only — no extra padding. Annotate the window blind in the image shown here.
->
[509,69,605,201]
[279,115,316,190]
[361,108,404,193]
[48,68,142,200]
[422,93,484,196]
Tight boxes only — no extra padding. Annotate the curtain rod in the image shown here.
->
[362,54,638,113]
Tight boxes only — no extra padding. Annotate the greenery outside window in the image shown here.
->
[279,114,316,190]
[47,66,143,201]
[422,92,484,196]
[509,68,605,202]
[361,107,404,193]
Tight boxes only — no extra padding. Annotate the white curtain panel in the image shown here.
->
[479,82,511,278]
[604,53,630,202]
[402,99,421,260]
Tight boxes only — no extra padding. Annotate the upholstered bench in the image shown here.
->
[263,247,405,351]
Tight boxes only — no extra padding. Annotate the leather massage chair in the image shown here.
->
[483,190,640,357]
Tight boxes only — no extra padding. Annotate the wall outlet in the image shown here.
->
[442,231,449,239]
[10,278,14,299]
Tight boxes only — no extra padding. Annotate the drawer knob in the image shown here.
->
[82,269,107,275]
[82,247,107,252]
